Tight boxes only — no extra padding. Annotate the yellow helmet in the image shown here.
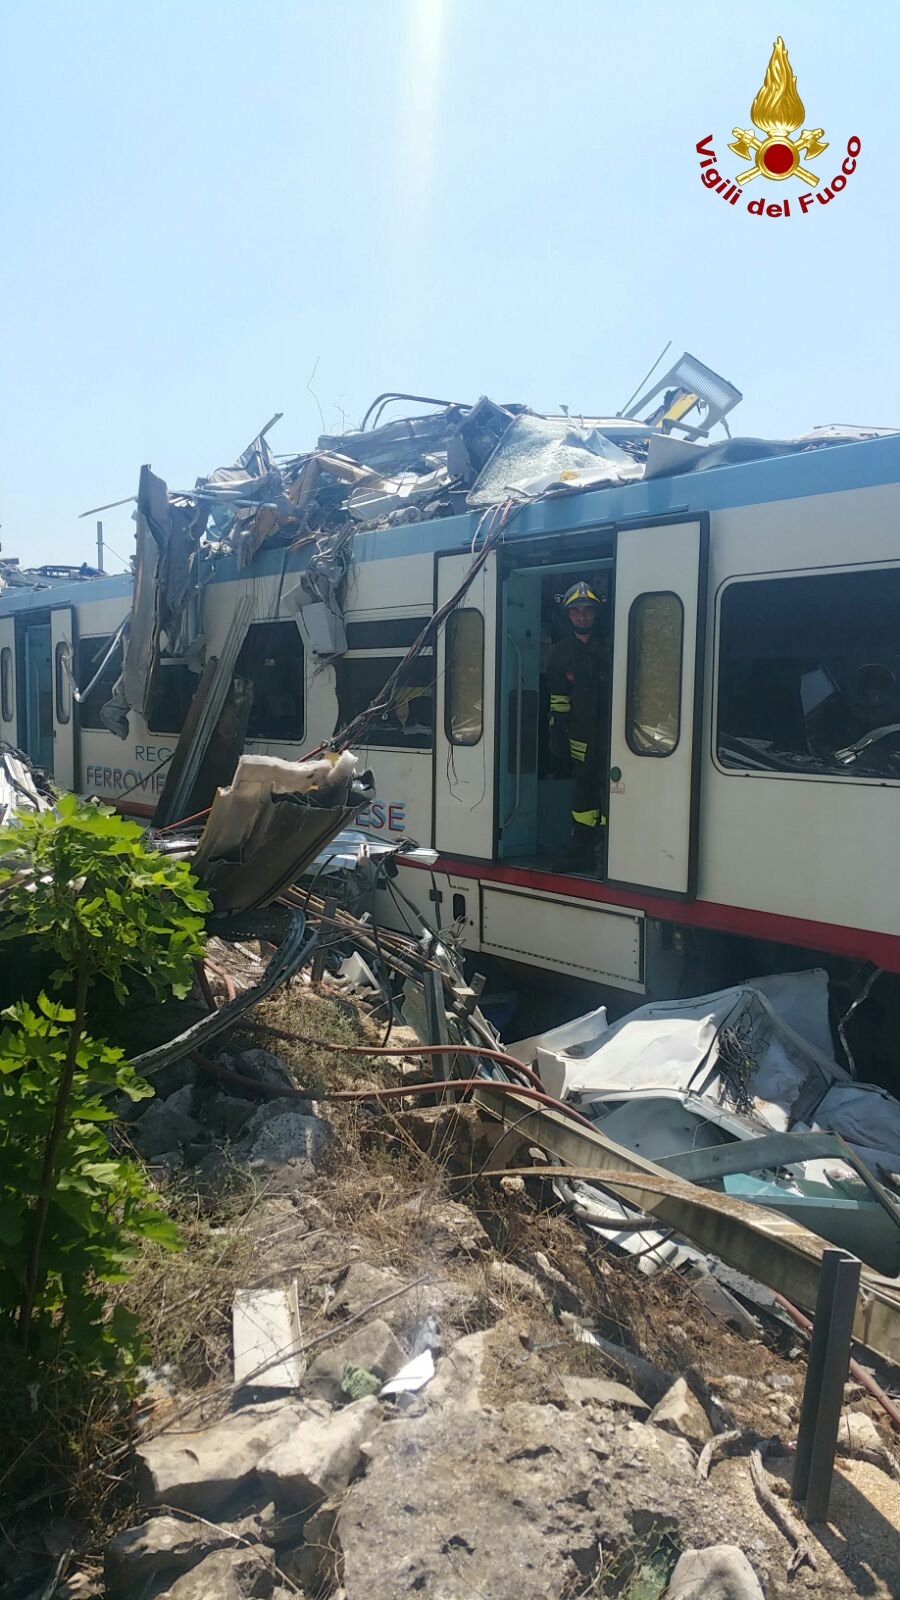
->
[563,580,600,609]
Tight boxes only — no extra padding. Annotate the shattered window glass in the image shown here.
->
[717,568,900,778]
[235,620,306,742]
[445,609,484,746]
[336,654,434,749]
[627,592,683,755]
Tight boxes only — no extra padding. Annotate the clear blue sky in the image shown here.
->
[1,0,895,570]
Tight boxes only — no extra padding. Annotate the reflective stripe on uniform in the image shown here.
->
[569,738,587,762]
[550,694,572,713]
[571,807,601,828]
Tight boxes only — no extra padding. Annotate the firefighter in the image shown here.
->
[547,579,609,871]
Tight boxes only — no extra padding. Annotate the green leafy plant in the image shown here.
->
[0,795,211,1358]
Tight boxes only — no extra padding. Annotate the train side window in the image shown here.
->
[1,648,12,722]
[54,641,71,724]
[445,609,484,746]
[235,619,305,742]
[626,592,683,755]
[76,635,123,731]
[717,568,900,778]
[336,653,434,749]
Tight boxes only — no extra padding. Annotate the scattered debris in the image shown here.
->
[379,1348,435,1397]
[232,1283,305,1392]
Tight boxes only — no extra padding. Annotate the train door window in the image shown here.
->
[1,648,12,721]
[717,567,900,778]
[627,592,683,755]
[235,619,305,741]
[336,652,434,748]
[445,609,484,746]
[76,635,122,730]
[146,664,199,734]
[54,642,71,724]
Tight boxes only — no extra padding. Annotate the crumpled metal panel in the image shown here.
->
[468,414,645,507]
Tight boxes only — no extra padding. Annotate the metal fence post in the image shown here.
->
[792,1247,861,1523]
[804,1253,861,1522]
[792,1248,844,1504]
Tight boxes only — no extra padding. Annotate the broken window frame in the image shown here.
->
[145,663,200,736]
[625,590,683,757]
[445,608,485,748]
[76,634,123,731]
[336,649,435,751]
[234,618,307,744]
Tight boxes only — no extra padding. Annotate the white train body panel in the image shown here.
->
[4,434,900,987]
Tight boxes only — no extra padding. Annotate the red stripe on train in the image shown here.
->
[397,855,900,973]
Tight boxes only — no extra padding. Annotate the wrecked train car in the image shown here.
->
[3,370,900,1036]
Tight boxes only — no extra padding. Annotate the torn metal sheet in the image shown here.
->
[0,743,53,827]
[233,1282,305,1390]
[152,594,254,828]
[471,1086,900,1364]
[468,414,645,506]
[192,752,374,913]
[526,972,900,1272]
[128,911,315,1080]
[533,972,900,1176]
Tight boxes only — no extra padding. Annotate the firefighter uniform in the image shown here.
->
[547,607,609,867]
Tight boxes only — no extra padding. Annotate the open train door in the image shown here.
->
[433,548,498,859]
[50,606,76,790]
[0,615,17,745]
[606,516,707,896]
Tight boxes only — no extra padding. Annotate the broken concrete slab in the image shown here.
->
[666,1544,765,1600]
[131,1098,203,1159]
[649,1377,713,1452]
[559,1375,649,1412]
[336,1400,705,1600]
[257,1394,381,1512]
[304,1318,406,1404]
[136,1399,321,1514]
[105,1514,238,1591]
[233,1283,305,1391]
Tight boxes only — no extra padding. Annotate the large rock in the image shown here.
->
[232,1049,298,1094]
[106,1514,236,1590]
[666,1544,765,1600]
[560,1375,648,1412]
[648,1377,712,1452]
[246,1110,328,1169]
[257,1394,380,1511]
[205,1093,259,1140]
[152,1548,274,1598]
[136,1399,317,1513]
[304,1318,406,1404]
[132,1098,203,1159]
[425,1329,489,1413]
[336,1400,700,1600]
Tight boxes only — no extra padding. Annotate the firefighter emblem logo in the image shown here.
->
[729,36,827,187]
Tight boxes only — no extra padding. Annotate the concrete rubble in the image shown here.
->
[89,1005,896,1600]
